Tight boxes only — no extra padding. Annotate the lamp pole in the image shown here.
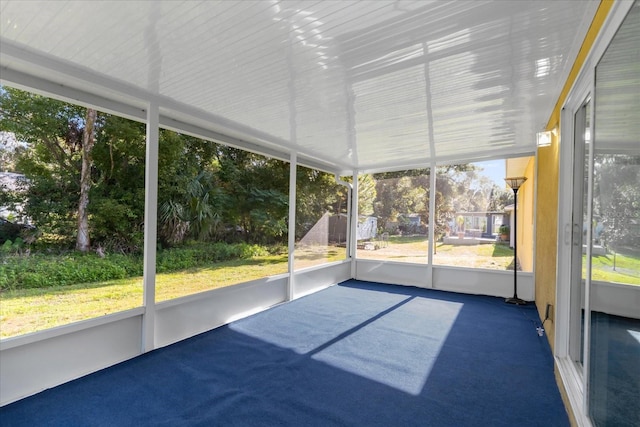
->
[504,177,527,305]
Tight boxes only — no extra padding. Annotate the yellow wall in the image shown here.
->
[535,2,614,425]
[505,157,535,272]
[536,0,615,353]
[535,137,560,349]
[519,158,535,272]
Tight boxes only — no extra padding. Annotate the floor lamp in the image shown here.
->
[504,177,527,305]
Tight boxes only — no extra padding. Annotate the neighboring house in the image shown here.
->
[357,216,377,241]
[453,211,506,238]
[399,213,421,226]
[328,214,378,243]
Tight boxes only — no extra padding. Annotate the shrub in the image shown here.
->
[0,252,144,290]
[0,219,31,244]
[155,242,268,273]
[0,242,273,290]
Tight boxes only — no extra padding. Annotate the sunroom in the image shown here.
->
[0,1,638,426]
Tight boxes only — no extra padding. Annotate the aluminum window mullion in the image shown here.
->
[287,153,297,301]
[427,161,436,287]
[142,102,159,353]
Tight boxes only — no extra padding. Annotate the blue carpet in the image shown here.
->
[0,280,568,426]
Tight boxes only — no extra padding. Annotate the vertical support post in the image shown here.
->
[513,188,519,299]
[350,170,359,279]
[427,161,436,287]
[287,153,297,301]
[142,102,159,352]
[423,41,437,289]
[334,174,353,262]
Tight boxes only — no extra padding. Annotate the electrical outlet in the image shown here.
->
[545,303,554,322]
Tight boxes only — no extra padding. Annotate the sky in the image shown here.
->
[474,159,506,187]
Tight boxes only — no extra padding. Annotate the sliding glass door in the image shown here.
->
[588,3,640,425]
[561,3,639,426]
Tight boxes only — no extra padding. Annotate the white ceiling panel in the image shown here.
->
[0,0,600,173]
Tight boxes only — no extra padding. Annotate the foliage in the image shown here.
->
[357,174,376,216]
[0,219,30,244]
[434,164,513,239]
[594,154,640,252]
[0,254,290,338]
[90,114,146,252]
[0,242,272,290]
[155,242,268,273]
[1,86,523,272]
[157,131,219,245]
[1,87,297,252]
[295,166,347,240]
[0,88,88,234]
[370,171,429,233]
[1,237,25,255]
[214,147,289,244]
[0,252,141,290]
[159,171,223,244]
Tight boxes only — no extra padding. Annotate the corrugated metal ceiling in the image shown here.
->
[0,0,600,173]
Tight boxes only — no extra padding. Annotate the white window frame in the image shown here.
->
[554,1,636,425]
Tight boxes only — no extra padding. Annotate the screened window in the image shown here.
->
[155,138,289,302]
[295,166,348,269]
[433,158,533,271]
[356,170,429,264]
[0,86,145,338]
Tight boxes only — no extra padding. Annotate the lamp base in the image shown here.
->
[505,297,528,305]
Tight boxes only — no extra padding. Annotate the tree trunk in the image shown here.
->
[76,108,97,252]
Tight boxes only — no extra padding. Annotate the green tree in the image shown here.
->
[435,164,475,239]
[594,154,640,265]
[295,166,347,240]
[357,174,376,216]
[371,170,429,233]
[214,146,289,244]
[157,131,221,246]
[90,115,146,252]
[76,108,97,252]
[0,87,89,245]
[0,87,148,252]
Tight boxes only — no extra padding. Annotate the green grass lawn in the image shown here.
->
[356,234,515,269]
[1,254,288,339]
[587,252,640,285]
[2,241,637,339]
[0,246,348,339]
[356,235,428,263]
[433,242,514,269]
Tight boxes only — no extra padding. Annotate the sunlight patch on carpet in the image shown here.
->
[311,298,462,395]
[628,329,640,344]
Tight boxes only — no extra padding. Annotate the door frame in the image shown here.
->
[567,96,592,373]
[554,1,635,425]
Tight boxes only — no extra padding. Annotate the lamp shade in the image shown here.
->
[504,177,527,190]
